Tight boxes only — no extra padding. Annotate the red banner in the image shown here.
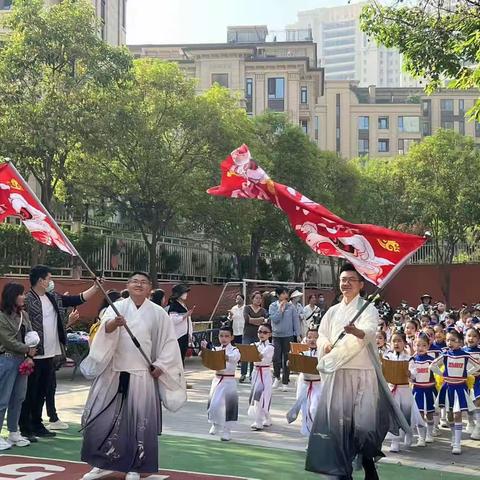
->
[0,162,78,256]
[208,145,426,287]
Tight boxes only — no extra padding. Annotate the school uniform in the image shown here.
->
[286,348,322,437]
[463,346,480,401]
[207,343,241,437]
[248,340,274,429]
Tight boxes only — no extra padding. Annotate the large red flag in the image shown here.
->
[0,162,78,256]
[208,145,426,287]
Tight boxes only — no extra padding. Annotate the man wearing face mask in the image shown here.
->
[19,265,101,442]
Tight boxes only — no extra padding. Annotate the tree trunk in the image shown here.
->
[439,263,451,307]
[249,232,262,278]
[148,234,158,289]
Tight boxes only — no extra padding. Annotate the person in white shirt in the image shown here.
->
[302,294,320,336]
[306,263,407,480]
[228,294,245,345]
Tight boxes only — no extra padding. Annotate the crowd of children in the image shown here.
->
[200,291,480,456]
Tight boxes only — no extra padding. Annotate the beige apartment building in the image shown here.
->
[0,0,126,46]
[129,26,324,128]
[315,82,480,158]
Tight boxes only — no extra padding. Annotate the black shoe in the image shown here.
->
[33,427,56,437]
[21,432,38,443]
[239,375,246,383]
[362,457,379,480]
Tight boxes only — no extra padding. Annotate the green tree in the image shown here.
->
[397,129,480,304]
[75,60,248,285]
[360,0,480,119]
[0,0,132,213]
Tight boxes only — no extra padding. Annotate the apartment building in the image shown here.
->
[130,25,324,127]
[315,82,480,159]
[0,0,126,46]
[288,2,422,88]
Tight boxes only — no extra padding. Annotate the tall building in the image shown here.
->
[288,2,422,88]
[0,0,126,46]
[130,26,324,129]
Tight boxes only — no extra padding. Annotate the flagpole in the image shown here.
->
[5,161,154,370]
[331,236,429,349]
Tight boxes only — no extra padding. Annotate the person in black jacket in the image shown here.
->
[19,265,101,441]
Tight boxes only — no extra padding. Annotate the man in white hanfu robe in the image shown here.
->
[80,272,187,480]
[306,263,406,480]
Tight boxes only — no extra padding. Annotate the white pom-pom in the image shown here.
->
[24,331,40,347]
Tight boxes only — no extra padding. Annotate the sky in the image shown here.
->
[126,0,356,45]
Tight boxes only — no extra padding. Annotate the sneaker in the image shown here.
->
[432,426,440,437]
[48,420,69,430]
[262,413,272,427]
[471,423,480,440]
[239,375,246,383]
[7,432,30,447]
[272,378,280,389]
[209,424,218,435]
[281,384,288,392]
[403,433,413,448]
[452,443,462,455]
[389,440,400,453]
[125,473,140,480]
[466,422,475,434]
[440,418,448,428]
[0,438,11,451]
[221,429,231,441]
[425,433,434,443]
[81,467,114,480]
[250,423,263,431]
[415,438,426,447]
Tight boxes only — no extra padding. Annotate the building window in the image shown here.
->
[268,77,285,112]
[0,0,12,10]
[440,120,454,130]
[358,139,369,156]
[300,119,308,135]
[441,99,454,112]
[422,100,431,117]
[245,78,253,114]
[398,116,420,133]
[300,86,308,104]
[212,73,229,88]
[398,138,419,155]
[100,0,106,40]
[314,116,319,141]
[476,121,480,138]
[378,117,389,129]
[459,121,465,135]
[378,139,390,152]
[358,116,369,130]
[421,119,432,136]
[459,99,465,114]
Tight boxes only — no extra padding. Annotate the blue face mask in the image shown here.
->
[46,280,55,293]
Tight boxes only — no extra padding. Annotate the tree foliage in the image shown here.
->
[360,0,480,119]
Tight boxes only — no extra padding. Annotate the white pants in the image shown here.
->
[208,375,238,428]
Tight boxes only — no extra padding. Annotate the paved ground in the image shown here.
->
[47,357,480,478]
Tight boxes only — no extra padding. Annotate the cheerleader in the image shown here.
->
[404,319,419,355]
[463,328,480,439]
[384,331,422,452]
[248,323,274,431]
[409,333,436,446]
[430,330,480,454]
[201,325,240,441]
[286,326,322,440]
[376,330,388,356]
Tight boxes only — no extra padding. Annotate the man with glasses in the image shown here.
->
[80,272,186,480]
[306,263,391,480]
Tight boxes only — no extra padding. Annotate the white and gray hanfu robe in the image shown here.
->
[80,297,186,474]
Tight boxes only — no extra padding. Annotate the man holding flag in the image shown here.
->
[208,145,427,478]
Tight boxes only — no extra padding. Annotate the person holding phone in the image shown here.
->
[167,284,194,365]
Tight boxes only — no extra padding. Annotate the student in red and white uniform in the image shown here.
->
[463,327,480,439]
[430,330,480,454]
[248,323,274,431]
[409,333,436,446]
[286,326,322,443]
[201,325,240,442]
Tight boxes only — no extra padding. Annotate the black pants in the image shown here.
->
[45,369,59,423]
[177,334,189,366]
[273,336,293,385]
[19,357,54,434]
